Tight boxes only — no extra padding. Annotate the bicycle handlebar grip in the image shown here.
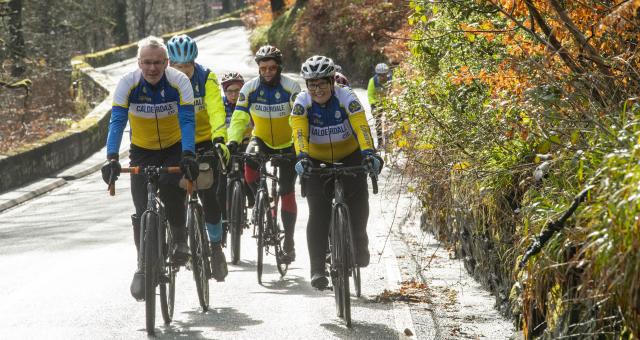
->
[370,173,378,194]
[167,166,182,174]
[121,167,138,174]
[300,176,307,198]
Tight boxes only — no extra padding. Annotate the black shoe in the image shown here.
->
[130,270,145,301]
[311,272,329,290]
[356,247,370,267]
[280,248,295,264]
[209,241,228,282]
[172,241,190,266]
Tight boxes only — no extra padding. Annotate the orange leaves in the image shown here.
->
[600,0,640,33]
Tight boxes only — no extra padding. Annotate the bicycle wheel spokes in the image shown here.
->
[142,212,158,335]
[229,180,244,265]
[188,203,209,311]
[160,217,175,324]
[256,192,266,285]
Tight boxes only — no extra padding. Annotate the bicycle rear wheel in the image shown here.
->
[160,217,175,324]
[255,192,267,284]
[336,205,351,327]
[142,211,158,335]
[229,180,244,265]
[188,202,209,311]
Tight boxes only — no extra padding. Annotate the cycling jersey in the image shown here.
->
[190,63,226,143]
[228,75,301,149]
[224,96,253,139]
[367,73,392,107]
[107,67,195,154]
[290,86,375,163]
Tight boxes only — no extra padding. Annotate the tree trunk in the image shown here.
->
[112,0,129,45]
[137,1,147,39]
[222,0,232,13]
[201,0,211,20]
[8,0,25,76]
[270,0,285,17]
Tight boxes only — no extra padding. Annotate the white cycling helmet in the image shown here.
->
[301,55,336,80]
[375,63,389,75]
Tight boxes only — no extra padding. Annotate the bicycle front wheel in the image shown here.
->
[255,192,267,284]
[229,180,244,265]
[188,202,209,311]
[142,211,158,335]
[336,205,351,327]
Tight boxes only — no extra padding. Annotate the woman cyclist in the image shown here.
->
[290,55,383,289]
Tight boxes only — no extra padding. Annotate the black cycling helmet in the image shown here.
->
[255,45,283,64]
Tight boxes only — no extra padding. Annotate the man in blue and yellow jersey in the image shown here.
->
[167,34,229,282]
[291,55,383,290]
[227,45,301,264]
[101,36,199,300]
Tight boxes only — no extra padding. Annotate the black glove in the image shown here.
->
[101,157,121,185]
[180,151,199,181]
[363,153,384,175]
[227,141,239,155]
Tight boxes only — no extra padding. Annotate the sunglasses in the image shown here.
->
[259,65,279,73]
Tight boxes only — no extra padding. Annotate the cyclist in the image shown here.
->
[367,62,392,147]
[333,63,350,87]
[227,45,301,264]
[291,55,383,289]
[221,72,252,150]
[166,34,229,281]
[101,36,199,300]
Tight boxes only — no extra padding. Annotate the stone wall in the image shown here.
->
[0,18,242,194]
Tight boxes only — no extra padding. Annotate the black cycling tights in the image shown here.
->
[304,151,369,276]
[130,143,187,244]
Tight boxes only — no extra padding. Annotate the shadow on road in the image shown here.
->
[321,320,399,339]
[150,307,263,339]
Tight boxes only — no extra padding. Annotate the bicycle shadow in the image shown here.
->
[320,320,400,340]
[149,307,263,339]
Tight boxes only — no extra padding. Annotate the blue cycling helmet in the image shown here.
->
[167,34,198,64]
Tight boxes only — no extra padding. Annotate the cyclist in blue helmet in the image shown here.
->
[167,34,230,281]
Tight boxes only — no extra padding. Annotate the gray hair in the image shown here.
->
[137,36,168,58]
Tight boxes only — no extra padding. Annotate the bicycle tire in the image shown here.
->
[344,207,361,297]
[255,191,266,284]
[337,205,351,327]
[142,211,158,335]
[188,202,209,311]
[272,202,288,277]
[160,217,175,324]
[229,180,244,265]
[330,208,343,318]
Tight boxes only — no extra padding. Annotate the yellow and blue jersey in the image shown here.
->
[107,67,195,154]
[228,75,300,149]
[190,63,226,143]
[290,86,375,163]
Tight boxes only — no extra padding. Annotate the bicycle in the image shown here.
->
[109,165,188,335]
[226,152,249,265]
[245,151,295,284]
[301,163,378,327]
[185,144,230,310]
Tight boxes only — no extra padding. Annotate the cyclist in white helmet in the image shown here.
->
[367,62,392,147]
[291,55,383,289]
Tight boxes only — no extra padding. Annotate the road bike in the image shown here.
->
[110,165,186,335]
[245,151,295,284]
[301,163,378,327]
[226,152,249,265]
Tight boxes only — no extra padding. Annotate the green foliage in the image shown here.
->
[387,0,640,338]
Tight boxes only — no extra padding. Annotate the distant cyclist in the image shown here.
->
[221,72,252,151]
[367,62,392,147]
[227,45,301,264]
[167,34,229,281]
[101,36,199,300]
[333,64,350,87]
[291,55,383,289]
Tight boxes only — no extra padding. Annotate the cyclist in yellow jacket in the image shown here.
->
[167,34,229,281]
[291,55,383,289]
[367,62,391,147]
[227,45,301,263]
